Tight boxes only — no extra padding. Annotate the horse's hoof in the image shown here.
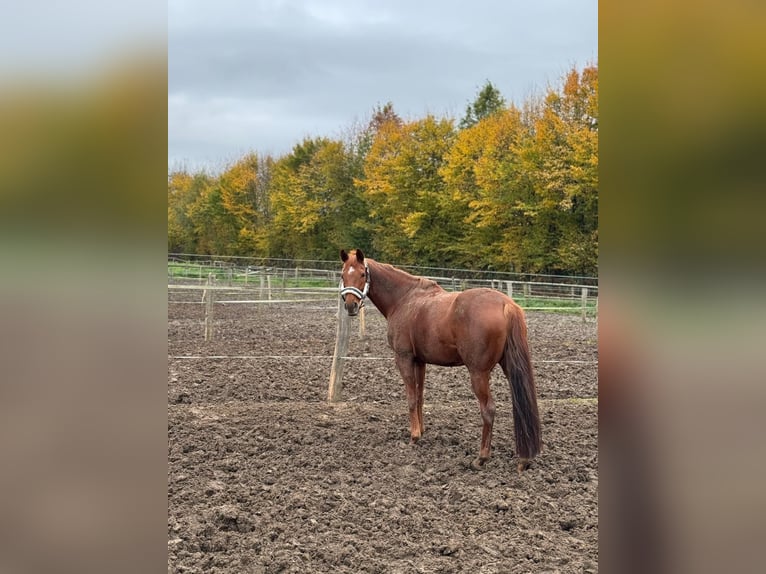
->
[469,457,486,471]
[516,458,531,474]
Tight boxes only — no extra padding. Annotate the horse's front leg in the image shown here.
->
[395,355,424,444]
[415,360,426,437]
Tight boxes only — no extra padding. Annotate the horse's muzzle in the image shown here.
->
[345,300,360,316]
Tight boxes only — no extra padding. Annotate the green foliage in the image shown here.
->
[167,64,598,276]
[459,81,507,129]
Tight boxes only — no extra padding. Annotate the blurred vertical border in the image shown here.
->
[0,2,167,573]
[601,1,766,573]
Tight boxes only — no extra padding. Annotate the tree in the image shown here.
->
[441,106,537,269]
[524,65,598,274]
[357,115,457,264]
[459,81,507,129]
[217,153,272,255]
[186,180,239,255]
[168,170,212,253]
[267,137,359,259]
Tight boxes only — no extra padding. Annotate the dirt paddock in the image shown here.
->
[168,295,598,573]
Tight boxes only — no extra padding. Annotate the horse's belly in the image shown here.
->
[413,336,463,366]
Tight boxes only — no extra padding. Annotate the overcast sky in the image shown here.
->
[168,0,597,173]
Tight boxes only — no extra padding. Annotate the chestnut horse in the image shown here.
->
[340,249,541,470]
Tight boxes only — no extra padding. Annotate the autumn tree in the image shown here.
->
[524,65,598,274]
[267,137,360,259]
[168,170,212,253]
[441,106,536,270]
[357,115,457,264]
[185,178,239,255]
[216,153,272,255]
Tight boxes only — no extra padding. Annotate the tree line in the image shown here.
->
[168,64,597,275]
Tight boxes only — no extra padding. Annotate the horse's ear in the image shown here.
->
[355,249,365,263]
[340,249,349,262]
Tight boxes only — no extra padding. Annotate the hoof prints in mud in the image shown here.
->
[169,302,597,573]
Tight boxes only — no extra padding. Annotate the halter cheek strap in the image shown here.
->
[340,264,370,303]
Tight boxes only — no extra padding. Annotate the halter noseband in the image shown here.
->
[340,263,370,304]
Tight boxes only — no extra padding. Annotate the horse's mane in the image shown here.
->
[371,260,441,292]
[417,277,441,292]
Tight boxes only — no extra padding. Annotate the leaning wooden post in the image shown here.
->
[204,273,215,341]
[328,285,350,402]
[581,287,589,323]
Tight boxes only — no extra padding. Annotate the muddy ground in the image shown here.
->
[168,293,598,573]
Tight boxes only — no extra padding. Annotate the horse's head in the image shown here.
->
[339,248,369,316]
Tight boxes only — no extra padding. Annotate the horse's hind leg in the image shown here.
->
[469,370,495,468]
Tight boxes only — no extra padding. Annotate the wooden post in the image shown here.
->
[358,305,366,339]
[328,286,350,402]
[595,295,598,319]
[204,273,215,341]
[506,281,513,299]
[581,287,588,323]
[523,282,530,299]
[267,275,272,300]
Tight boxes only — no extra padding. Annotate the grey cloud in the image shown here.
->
[169,0,597,171]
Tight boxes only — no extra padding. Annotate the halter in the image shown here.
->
[340,263,370,304]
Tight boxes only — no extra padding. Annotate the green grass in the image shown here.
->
[514,296,598,316]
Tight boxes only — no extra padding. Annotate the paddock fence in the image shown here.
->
[168,253,598,317]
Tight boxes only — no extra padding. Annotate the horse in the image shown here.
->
[339,249,541,471]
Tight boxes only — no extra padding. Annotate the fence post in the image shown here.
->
[581,287,588,323]
[358,305,366,339]
[328,285,349,402]
[204,273,215,341]
[267,275,272,300]
[506,281,513,299]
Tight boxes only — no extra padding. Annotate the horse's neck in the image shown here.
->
[367,260,429,318]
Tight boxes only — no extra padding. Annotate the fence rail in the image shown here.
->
[168,252,598,286]
[168,255,598,323]
[169,255,597,293]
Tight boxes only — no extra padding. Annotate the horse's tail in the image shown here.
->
[502,303,542,461]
